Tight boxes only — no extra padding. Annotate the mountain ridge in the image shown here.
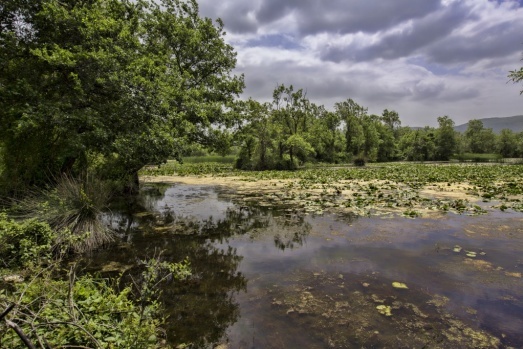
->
[454,115,523,133]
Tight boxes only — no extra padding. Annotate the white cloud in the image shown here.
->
[199,0,523,126]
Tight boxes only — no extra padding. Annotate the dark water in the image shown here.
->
[89,183,523,348]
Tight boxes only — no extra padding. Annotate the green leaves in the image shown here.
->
[0,0,243,189]
[0,213,55,268]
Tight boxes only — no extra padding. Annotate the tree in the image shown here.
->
[435,116,457,160]
[509,49,523,94]
[234,99,276,170]
[464,119,495,154]
[0,0,243,190]
[271,84,314,167]
[309,107,344,163]
[399,128,436,161]
[360,115,380,161]
[375,121,397,161]
[464,120,485,153]
[496,129,517,158]
[335,99,366,157]
[516,132,523,158]
[510,67,523,94]
[381,109,401,136]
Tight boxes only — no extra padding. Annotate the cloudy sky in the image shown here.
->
[197,0,523,127]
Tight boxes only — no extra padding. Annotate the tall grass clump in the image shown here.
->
[10,175,113,253]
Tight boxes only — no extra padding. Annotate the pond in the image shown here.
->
[88,182,523,348]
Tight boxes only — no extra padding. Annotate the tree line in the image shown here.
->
[225,84,523,170]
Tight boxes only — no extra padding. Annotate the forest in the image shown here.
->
[1,0,523,348]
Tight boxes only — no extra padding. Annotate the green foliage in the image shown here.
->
[140,161,234,177]
[353,157,366,167]
[435,116,457,160]
[285,134,315,162]
[0,213,55,268]
[335,99,367,157]
[398,128,437,161]
[10,175,113,253]
[464,120,496,154]
[0,0,243,190]
[134,256,191,321]
[496,129,517,158]
[309,108,346,163]
[452,153,503,162]
[1,274,163,348]
[508,61,523,94]
[183,155,236,164]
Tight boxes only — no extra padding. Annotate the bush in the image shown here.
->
[0,213,55,268]
[353,157,366,167]
[0,257,190,348]
[1,275,162,348]
[10,175,113,253]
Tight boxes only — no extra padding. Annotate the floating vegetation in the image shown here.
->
[141,163,523,218]
[267,270,503,348]
[376,305,392,316]
[453,245,463,253]
[392,282,409,289]
[466,251,477,258]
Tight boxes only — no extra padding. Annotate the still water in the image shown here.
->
[89,182,523,348]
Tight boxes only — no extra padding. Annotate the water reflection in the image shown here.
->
[90,183,313,347]
[92,183,523,348]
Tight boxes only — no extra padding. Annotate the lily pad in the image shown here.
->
[376,305,392,316]
[453,245,462,253]
[392,282,409,289]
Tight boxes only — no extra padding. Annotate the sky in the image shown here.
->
[197,0,523,127]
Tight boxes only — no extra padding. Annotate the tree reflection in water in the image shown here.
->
[90,184,312,348]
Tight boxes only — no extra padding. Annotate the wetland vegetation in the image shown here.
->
[1,0,523,348]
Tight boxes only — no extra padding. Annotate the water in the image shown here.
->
[90,182,523,348]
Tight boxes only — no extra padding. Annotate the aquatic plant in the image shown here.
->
[142,162,523,216]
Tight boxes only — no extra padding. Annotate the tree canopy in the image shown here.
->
[0,0,243,190]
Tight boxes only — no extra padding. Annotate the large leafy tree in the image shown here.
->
[435,115,457,160]
[233,99,277,170]
[335,99,366,157]
[496,129,517,158]
[271,84,314,166]
[309,106,344,163]
[464,119,495,154]
[0,0,243,190]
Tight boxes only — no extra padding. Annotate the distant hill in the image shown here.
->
[454,115,523,133]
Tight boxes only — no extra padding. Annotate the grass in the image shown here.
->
[7,175,114,253]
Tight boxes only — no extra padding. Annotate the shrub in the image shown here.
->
[10,175,113,253]
[0,213,55,268]
[0,258,190,348]
[0,275,162,348]
[353,157,366,167]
